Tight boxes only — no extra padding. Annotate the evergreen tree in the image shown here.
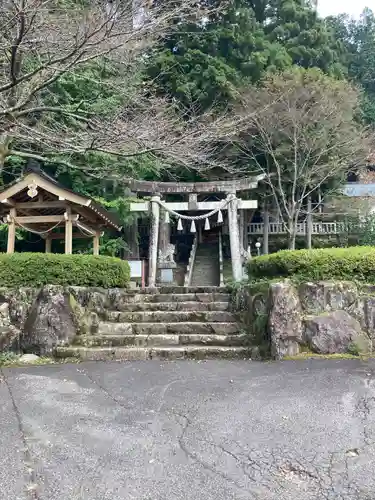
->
[146,0,346,112]
[263,0,345,75]
[327,9,375,124]
[146,2,288,111]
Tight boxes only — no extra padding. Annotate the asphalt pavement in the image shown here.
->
[1,359,375,500]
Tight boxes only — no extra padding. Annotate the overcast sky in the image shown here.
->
[318,0,372,18]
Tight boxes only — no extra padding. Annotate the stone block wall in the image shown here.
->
[232,280,375,359]
[0,286,130,355]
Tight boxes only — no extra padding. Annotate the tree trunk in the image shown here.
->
[263,207,269,254]
[306,195,312,250]
[123,217,139,259]
[0,137,10,171]
[288,218,296,250]
[123,190,139,259]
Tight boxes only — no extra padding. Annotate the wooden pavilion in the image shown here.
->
[0,169,122,254]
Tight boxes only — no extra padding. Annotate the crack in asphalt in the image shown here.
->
[354,395,375,447]
[169,404,375,500]
[172,408,257,498]
[2,361,375,500]
[77,366,180,424]
[75,366,136,412]
[1,368,40,500]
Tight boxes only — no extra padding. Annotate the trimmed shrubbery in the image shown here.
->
[0,253,130,288]
[248,246,375,282]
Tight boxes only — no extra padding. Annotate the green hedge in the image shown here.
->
[248,246,375,282]
[0,253,130,288]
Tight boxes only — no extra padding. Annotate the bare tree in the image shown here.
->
[0,0,222,177]
[231,68,372,249]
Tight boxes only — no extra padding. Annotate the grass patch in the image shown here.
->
[0,352,19,366]
[246,278,280,295]
[283,352,370,361]
[0,353,81,367]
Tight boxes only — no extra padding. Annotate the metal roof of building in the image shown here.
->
[343,183,375,197]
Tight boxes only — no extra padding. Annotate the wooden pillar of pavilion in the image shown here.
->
[45,236,52,253]
[93,231,100,255]
[65,207,73,254]
[7,208,16,254]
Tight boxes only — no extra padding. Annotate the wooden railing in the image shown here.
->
[248,222,346,235]
[184,235,198,286]
[218,230,224,287]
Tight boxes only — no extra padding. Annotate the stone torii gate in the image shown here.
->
[129,177,263,286]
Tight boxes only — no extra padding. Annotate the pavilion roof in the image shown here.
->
[0,168,122,231]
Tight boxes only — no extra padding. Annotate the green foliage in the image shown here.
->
[94,196,135,222]
[0,353,60,366]
[146,3,289,111]
[145,0,346,111]
[248,247,375,282]
[263,0,346,77]
[43,59,164,185]
[0,352,20,366]
[283,352,365,360]
[0,224,25,249]
[47,60,136,118]
[235,67,363,250]
[347,342,361,356]
[344,214,375,246]
[252,235,341,254]
[327,8,375,124]
[0,253,130,288]
[99,237,130,258]
[2,55,163,191]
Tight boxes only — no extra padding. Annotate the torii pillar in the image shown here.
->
[148,195,160,287]
[227,192,242,282]
[158,204,176,284]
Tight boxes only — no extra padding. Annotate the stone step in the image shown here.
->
[191,278,219,287]
[191,247,219,286]
[191,266,218,271]
[98,321,239,336]
[104,310,235,323]
[126,286,227,294]
[119,293,230,304]
[74,333,246,348]
[55,345,252,361]
[192,270,218,274]
[116,302,230,312]
[195,249,218,255]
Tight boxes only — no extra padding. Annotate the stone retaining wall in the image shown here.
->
[0,286,129,355]
[232,280,375,359]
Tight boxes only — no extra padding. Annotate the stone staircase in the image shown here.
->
[191,242,220,287]
[56,287,250,361]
